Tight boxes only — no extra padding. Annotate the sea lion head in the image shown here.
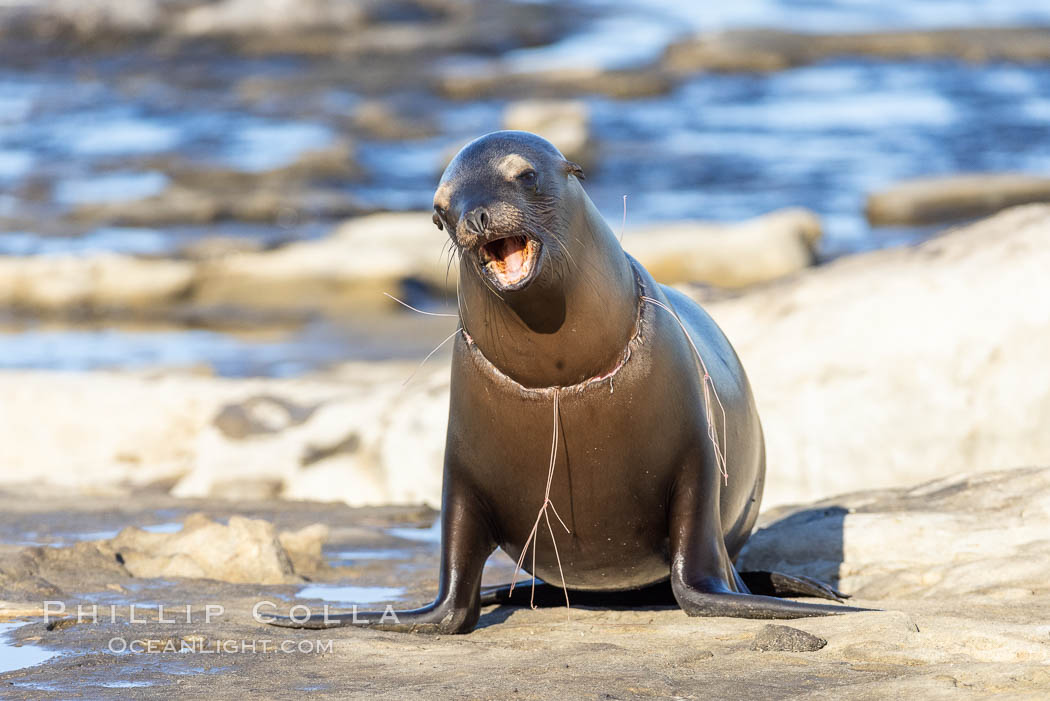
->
[432,130,585,294]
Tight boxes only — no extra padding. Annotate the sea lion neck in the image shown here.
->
[457,181,638,388]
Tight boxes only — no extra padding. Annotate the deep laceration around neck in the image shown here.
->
[461,261,647,394]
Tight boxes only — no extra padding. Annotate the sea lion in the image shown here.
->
[270,131,864,633]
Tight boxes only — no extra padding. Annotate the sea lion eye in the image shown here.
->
[432,205,446,231]
[517,169,537,187]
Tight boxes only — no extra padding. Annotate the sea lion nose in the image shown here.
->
[464,206,489,235]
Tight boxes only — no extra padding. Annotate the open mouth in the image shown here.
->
[478,235,540,288]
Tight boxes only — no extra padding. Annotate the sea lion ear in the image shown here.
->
[432,212,444,231]
[563,160,585,181]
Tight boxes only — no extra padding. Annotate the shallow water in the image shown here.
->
[1,1,1049,375]
[582,60,1050,257]
[0,315,455,377]
[328,549,410,564]
[0,327,338,377]
[295,584,407,606]
[509,0,1050,71]
[387,520,443,544]
[140,522,184,534]
[0,621,59,675]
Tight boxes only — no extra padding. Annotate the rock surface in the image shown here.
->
[0,365,448,506]
[194,207,821,313]
[502,99,594,170]
[0,206,1048,510]
[701,204,1050,506]
[350,100,438,141]
[0,0,563,58]
[0,467,1048,697]
[626,207,821,288]
[1,202,816,319]
[665,27,1050,74]
[740,467,1050,599]
[106,514,302,585]
[0,254,195,311]
[174,364,450,506]
[437,63,673,100]
[865,173,1050,226]
[192,212,450,313]
[70,141,365,228]
[751,624,827,652]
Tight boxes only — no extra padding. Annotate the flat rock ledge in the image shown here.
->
[865,173,1050,227]
[0,467,1047,698]
[0,207,822,318]
[665,27,1050,74]
[1,206,1047,510]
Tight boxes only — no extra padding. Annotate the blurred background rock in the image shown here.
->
[1,0,1049,507]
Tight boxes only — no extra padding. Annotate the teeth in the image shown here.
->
[482,238,536,285]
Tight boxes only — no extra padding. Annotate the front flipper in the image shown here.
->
[266,489,495,634]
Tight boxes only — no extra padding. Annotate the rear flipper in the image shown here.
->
[480,580,678,608]
[674,578,871,619]
[669,472,874,619]
[480,573,856,612]
[739,570,849,603]
[672,565,874,619]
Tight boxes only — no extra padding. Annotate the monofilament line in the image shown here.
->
[641,296,729,485]
[509,388,571,618]
[619,194,628,242]
[382,291,462,385]
[402,327,462,387]
[382,291,458,318]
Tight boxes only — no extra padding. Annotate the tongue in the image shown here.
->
[502,243,525,276]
